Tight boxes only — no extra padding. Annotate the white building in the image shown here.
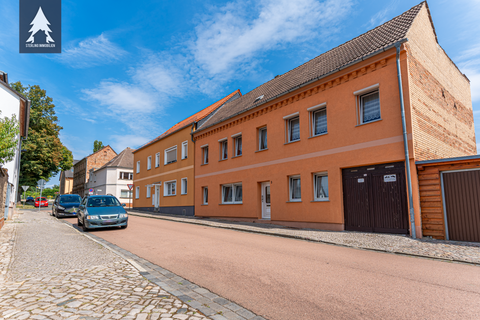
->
[0,71,30,217]
[86,148,134,206]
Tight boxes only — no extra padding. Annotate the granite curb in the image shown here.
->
[59,219,267,320]
[126,211,480,266]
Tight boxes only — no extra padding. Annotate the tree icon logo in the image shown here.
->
[26,6,54,44]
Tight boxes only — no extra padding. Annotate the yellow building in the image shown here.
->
[132,90,241,215]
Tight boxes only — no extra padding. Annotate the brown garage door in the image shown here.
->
[442,170,480,242]
[343,162,409,234]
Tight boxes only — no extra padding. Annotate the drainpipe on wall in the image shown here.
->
[395,42,416,239]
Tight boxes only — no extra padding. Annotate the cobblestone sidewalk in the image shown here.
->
[128,211,480,265]
[0,212,210,320]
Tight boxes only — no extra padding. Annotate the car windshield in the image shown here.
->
[59,196,82,204]
[36,197,47,201]
[87,197,121,207]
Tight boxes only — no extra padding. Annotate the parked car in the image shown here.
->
[34,197,48,208]
[77,195,128,231]
[25,196,35,205]
[51,194,82,218]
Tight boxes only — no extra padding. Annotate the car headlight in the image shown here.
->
[87,215,99,220]
[58,205,65,210]
[118,214,128,218]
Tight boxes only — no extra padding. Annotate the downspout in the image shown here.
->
[395,42,416,239]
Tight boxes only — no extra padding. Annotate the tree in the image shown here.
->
[10,82,73,191]
[93,140,104,153]
[0,111,19,166]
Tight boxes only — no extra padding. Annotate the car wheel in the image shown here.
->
[82,219,88,232]
[77,217,82,226]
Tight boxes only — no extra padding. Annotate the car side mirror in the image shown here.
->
[122,203,126,207]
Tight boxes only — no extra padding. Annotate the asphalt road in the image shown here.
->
[64,215,480,320]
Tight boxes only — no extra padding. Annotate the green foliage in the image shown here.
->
[41,184,59,198]
[0,111,19,165]
[10,82,73,190]
[21,184,59,199]
[93,140,104,153]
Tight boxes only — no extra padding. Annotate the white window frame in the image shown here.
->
[181,141,188,159]
[308,103,327,137]
[284,113,300,143]
[203,187,208,205]
[164,146,177,165]
[219,139,228,160]
[120,190,132,198]
[289,175,301,202]
[155,152,160,167]
[135,186,139,199]
[233,135,242,157]
[201,145,209,164]
[164,180,177,196]
[258,127,267,150]
[181,178,187,195]
[147,156,152,170]
[146,185,151,198]
[221,183,243,204]
[136,161,140,173]
[354,84,381,125]
[313,172,329,201]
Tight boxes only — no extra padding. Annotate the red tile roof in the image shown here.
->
[134,89,241,152]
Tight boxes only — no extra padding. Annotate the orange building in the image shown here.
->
[132,90,241,215]
[192,2,475,238]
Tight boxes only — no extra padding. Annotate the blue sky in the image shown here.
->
[1,0,479,187]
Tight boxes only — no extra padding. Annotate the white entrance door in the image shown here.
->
[154,185,160,208]
[261,182,271,219]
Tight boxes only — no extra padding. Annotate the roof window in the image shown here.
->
[254,95,264,103]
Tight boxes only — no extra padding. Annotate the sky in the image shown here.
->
[1,0,479,187]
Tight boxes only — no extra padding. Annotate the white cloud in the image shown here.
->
[191,0,353,77]
[56,34,127,68]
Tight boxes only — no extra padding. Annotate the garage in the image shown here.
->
[342,162,409,234]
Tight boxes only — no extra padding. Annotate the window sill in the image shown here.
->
[255,148,268,153]
[180,193,187,196]
[308,132,328,139]
[356,118,382,127]
[284,140,301,145]
[201,163,209,166]
[219,159,228,162]
[311,199,330,202]
[232,155,242,159]
[164,160,177,165]
[219,203,243,205]
[286,200,302,203]
[181,157,187,160]
[163,194,176,197]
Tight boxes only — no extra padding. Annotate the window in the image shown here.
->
[136,161,140,173]
[147,156,152,170]
[220,140,228,160]
[360,90,381,123]
[164,146,177,165]
[311,107,327,136]
[202,146,209,164]
[119,172,133,180]
[313,173,329,201]
[181,178,187,195]
[288,116,300,142]
[164,180,176,196]
[120,190,132,198]
[146,185,151,198]
[222,183,242,204]
[258,127,267,150]
[234,135,242,157]
[203,187,208,205]
[135,186,139,199]
[181,141,188,159]
[289,176,301,201]
[155,153,160,167]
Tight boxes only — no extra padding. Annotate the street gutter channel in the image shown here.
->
[127,211,480,267]
[59,219,267,320]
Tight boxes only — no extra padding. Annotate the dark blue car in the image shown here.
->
[77,195,128,231]
[52,194,82,218]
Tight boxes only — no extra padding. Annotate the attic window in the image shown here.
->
[254,95,264,103]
